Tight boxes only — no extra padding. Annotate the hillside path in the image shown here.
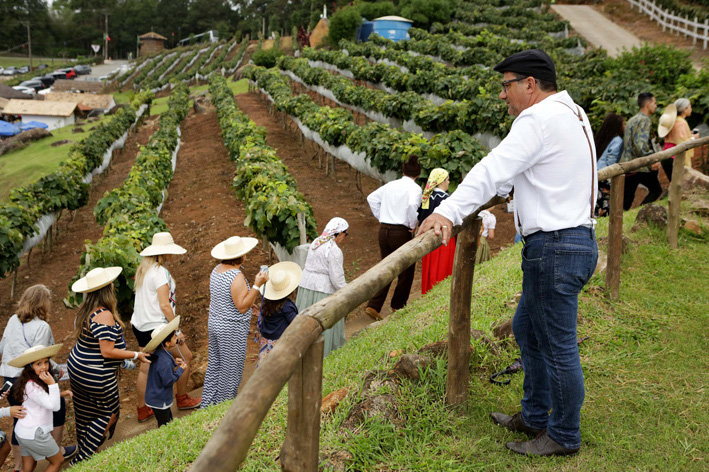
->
[552,5,642,57]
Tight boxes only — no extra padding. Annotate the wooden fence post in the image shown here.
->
[446,217,482,407]
[606,174,625,300]
[280,335,325,471]
[667,152,686,248]
[297,212,307,245]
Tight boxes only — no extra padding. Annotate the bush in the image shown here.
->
[399,0,457,29]
[252,48,284,68]
[357,1,397,20]
[328,6,362,46]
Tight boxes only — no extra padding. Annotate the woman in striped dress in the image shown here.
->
[201,237,268,408]
[67,267,151,464]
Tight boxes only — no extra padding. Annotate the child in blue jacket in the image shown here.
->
[143,317,187,428]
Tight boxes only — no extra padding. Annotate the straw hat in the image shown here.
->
[658,103,677,138]
[260,261,302,300]
[8,344,64,368]
[72,267,122,294]
[143,316,180,353]
[211,236,258,260]
[140,232,187,257]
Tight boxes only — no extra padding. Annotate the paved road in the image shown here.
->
[552,5,642,57]
[76,59,130,81]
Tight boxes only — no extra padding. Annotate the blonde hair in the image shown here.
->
[16,284,51,323]
[74,284,122,339]
[134,255,168,291]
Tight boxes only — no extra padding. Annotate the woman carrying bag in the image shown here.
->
[68,267,151,465]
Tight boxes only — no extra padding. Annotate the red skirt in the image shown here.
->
[421,236,456,294]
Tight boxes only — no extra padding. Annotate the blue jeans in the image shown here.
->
[512,226,598,449]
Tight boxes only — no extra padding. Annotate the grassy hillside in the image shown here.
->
[71,194,709,471]
[0,117,108,201]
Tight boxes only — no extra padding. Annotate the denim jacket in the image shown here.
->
[145,347,183,409]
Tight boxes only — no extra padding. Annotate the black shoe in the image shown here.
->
[490,412,544,437]
[505,431,580,456]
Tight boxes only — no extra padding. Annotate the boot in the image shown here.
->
[176,393,201,410]
[137,405,154,423]
[506,431,580,456]
[490,412,544,437]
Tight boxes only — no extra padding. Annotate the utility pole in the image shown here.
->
[22,21,32,71]
[104,13,109,62]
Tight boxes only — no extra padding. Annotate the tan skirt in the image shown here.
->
[475,236,491,265]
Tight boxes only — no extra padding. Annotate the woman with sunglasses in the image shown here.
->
[296,217,349,357]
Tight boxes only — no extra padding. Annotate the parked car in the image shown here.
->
[12,86,36,96]
[36,64,48,70]
[19,80,45,92]
[18,66,30,74]
[48,71,67,80]
[0,67,4,74]
[73,64,92,75]
[3,66,19,76]
[58,68,76,79]
[36,75,55,87]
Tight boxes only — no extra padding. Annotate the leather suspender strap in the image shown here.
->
[555,101,596,220]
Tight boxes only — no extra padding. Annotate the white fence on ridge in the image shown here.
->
[626,0,709,49]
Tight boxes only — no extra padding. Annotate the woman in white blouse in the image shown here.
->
[296,217,349,357]
[475,210,497,264]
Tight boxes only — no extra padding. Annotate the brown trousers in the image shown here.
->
[367,224,416,312]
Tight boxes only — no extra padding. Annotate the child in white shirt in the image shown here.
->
[9,345,71,472]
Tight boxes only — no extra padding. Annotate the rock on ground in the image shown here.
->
[341,394,401,431]
[388,354,433,381]
[321,387,349,415]
[632,203,668,231]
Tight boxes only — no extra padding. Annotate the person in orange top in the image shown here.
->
[660,98,699,181]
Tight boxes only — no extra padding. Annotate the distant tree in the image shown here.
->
[328,5,362,47]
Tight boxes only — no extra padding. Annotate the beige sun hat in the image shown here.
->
[72,267,122,294]
[143,316,181,353]
[211,236,259,260]
[140,232,187,257]
[8,344,64,368]
[658,103,677,138]
[260,261,302,300]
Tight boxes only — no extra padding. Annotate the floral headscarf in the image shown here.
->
[421,168,449,210]
[310,217,349,256]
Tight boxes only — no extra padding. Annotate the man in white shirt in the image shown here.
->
[419,49,598,456]
[365,156,422,320]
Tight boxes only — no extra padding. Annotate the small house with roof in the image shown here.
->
[139,32,167,57]
[45,92,116,113]
[1,100,78,131]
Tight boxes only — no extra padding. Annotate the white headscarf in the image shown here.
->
[310,217,349,256]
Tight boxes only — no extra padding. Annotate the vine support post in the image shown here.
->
[297,213,307,245]
[10,268,18,300]
[446,217,482,408]
[280,335,324,472]
[704,19,708,49]
[667,152,686,249]
[694,16,698,46]
[606,174,625,300]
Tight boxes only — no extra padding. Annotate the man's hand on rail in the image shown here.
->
[417,214,454,246]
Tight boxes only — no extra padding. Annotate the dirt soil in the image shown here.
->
[593,0,709,67]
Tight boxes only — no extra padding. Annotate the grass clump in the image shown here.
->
[71,194,709,471]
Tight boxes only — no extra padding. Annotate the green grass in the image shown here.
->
[113,78,247,116]
[69,193,709,471]
[0,56,58,69]
[0,117,108,201]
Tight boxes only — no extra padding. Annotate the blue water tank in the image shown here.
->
[361,16,413,42]
[357,21,375,42]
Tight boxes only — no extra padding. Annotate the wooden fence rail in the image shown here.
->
[192,132,709,470]
[626,0,709,49]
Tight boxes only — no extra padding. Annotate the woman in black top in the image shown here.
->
[256,262,302,366]
[418,169,456,294]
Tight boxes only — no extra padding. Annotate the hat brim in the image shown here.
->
[658,104,677,138]
[71,267,122,294]
[658,124,672,138]
[8,344,64,368]
[143,316,181,353]
[140,243,187,257]
[211,237,259,260]
[261,261,303,300]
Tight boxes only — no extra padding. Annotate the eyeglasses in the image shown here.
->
[501,77,527,92]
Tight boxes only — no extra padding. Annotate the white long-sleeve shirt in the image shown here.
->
[300,244,347,294]
[14,381,60,440]
[367,176,422,229]
[434,91,597,236]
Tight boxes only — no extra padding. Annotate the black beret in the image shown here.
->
[493,49,556,84]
